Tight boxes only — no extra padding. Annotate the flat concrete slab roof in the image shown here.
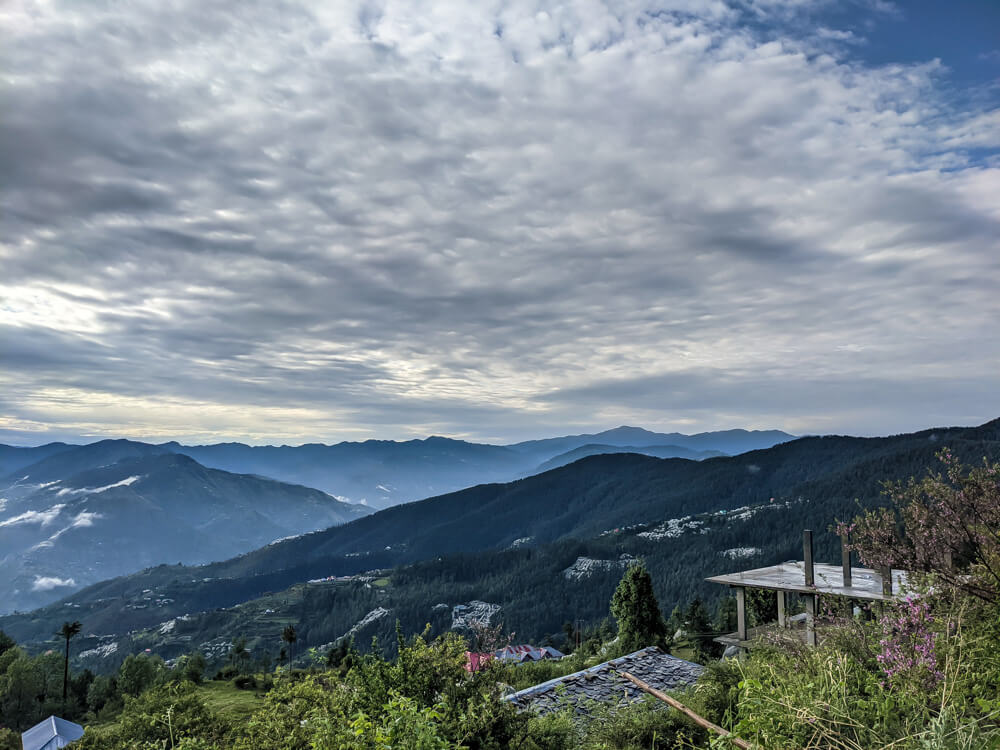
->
[706,561,908,601]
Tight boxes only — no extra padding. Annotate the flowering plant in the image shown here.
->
[837,451,1000,603]
[875,594,942,690]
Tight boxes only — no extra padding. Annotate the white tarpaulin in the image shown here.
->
[20,716,84,750]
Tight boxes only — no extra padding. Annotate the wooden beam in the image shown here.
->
[735,586,747,642]
[776,590,786,628]
[620,672,753,749]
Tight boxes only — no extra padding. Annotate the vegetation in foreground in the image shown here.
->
[1,454,999,748]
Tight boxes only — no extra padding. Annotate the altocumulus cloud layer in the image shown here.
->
[1,0,999,444]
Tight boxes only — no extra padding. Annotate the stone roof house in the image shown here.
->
[504,646,704,716]
[495,644,565,662]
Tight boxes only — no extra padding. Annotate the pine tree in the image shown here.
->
[715,596,738,634]
[684,597,716,661]
[610,563,668,652]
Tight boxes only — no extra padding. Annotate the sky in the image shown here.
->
[2,0,999,446]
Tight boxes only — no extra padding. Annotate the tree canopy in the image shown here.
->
[610,563,668,653]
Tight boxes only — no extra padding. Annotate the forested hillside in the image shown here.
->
[150,418,1000,581]
[0,451,369,613]
[3,419,998,671]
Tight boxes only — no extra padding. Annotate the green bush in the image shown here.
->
[231,675,256,690]
[730,592,1000,749]
[118,653,166,697]
[76,682,230,750]
[580,697,706,749]
[690,658,742,727]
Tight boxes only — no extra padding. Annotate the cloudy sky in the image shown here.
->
[2,0,999,446]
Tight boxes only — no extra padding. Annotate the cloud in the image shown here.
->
[0,0,997,443]
[32,511,105,550]
[0,505,67,528]
[56,476,142,497]
[31,576,77,592]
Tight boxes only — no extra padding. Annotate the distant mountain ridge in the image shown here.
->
[534,443,726,473]
[166,437,529,509]
[0,427,793,612]
[0,442,76,477]
[0,445,370,613]
[6,418,995,664]
[507,426,794,461]
[1,427,795,510]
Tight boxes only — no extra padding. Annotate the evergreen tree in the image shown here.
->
[684,597,716,661]
[667,605,685,637]
[0,630,14,657]
[228,638,249,676]
[610,563,668,652]
[715,596,738,634]
[747,588,778,627]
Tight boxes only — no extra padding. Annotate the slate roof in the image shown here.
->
[495,644,565,662]
[504,646,705,716]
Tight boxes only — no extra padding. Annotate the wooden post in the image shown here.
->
[620,672,754,749]
[841,533,852,588]
[803,530,814,587]
[880,565,893,597]
[804,594,817,646]
[776,590,786,628]
[735,587,747,642]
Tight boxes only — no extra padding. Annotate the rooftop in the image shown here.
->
[505,646,704,716]
[21,715,84,750]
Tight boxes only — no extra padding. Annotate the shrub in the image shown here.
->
[231,674,256,690]
[842,452,1000,602]
[580,697,706,749]
[75,682,230,750]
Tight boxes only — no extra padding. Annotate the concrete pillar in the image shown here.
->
[776,590,786,627]
[804,594,817,646]
[880,565,893,597]
[803,530,814,587]
[735,587,747,642]
[841,534,852,588]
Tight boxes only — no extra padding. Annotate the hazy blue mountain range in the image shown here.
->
[170,428,794,507]
[507,427,794,462]
[0,442,75,477]
[0,446,370,613]
[1,428,795,510]
[166,437,531,509]
[533,443,726,473]
[4,419,996,669]
[0,427,793,613]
